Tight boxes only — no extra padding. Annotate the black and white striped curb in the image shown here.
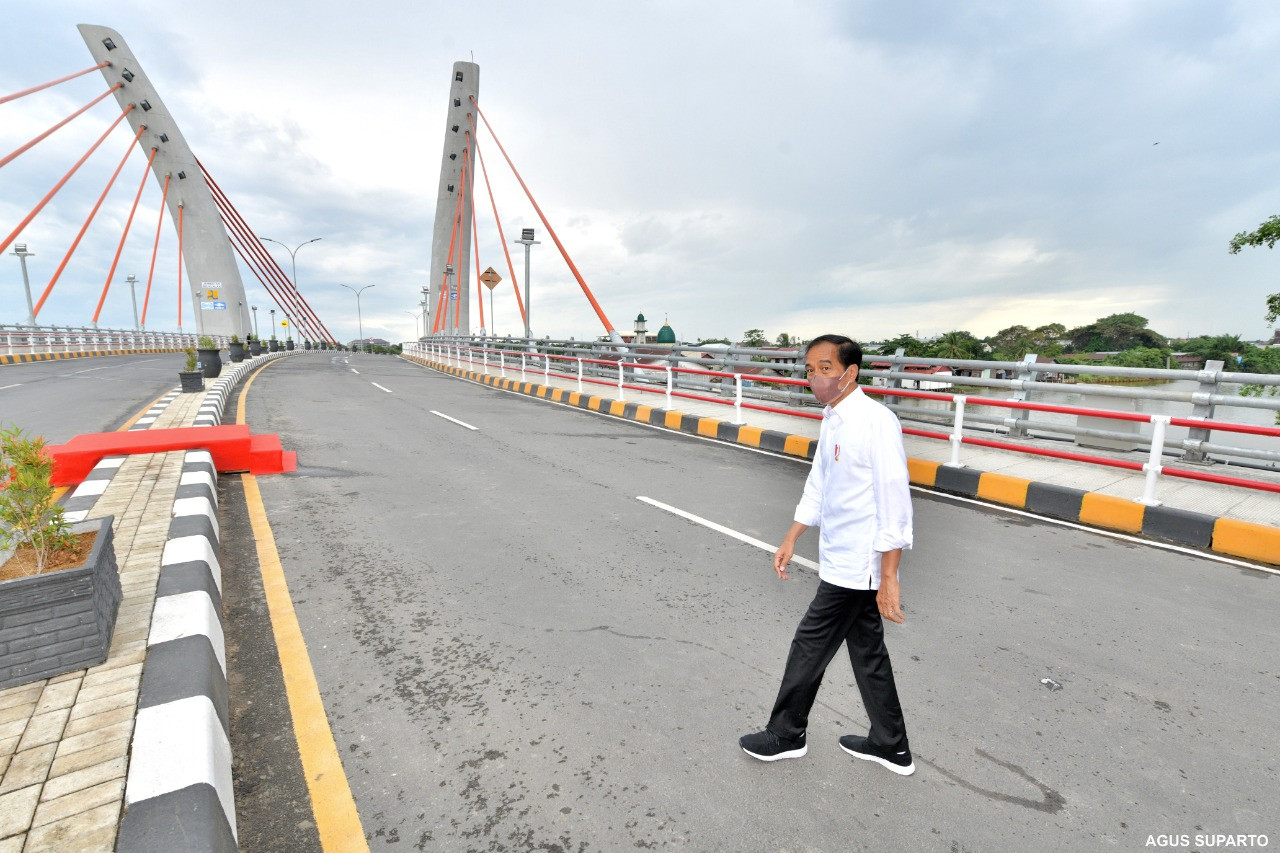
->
[129,390,181,432]
[116,449,235,852]
[194,351,290,428]
[116,351,295,851]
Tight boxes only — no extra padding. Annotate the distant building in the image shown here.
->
[350,337,391,348]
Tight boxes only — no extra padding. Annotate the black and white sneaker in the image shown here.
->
[838,735,915,776]
[739,729,807,761]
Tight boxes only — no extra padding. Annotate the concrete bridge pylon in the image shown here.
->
[78,24,252,340]
[428,62,479,336]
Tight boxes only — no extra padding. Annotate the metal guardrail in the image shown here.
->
[410,336,1280,502]
[0,324,226,355]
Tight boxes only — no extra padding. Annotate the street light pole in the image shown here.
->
[514,228,540,339]
[269,308,276,345]
[9,243,35,327]
[126,274,140,330]
[421,285,431,337]
[260,237,321,292]
[405,310,421,340]
[251,305,259,339]
[340,284,374,351]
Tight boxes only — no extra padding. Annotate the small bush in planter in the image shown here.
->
[198,335,216,350]
[0,426,75,577]
[179,348,204,392]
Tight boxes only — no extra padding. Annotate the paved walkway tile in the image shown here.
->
[0,385,200,850]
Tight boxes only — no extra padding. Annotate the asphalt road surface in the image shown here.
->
[224,353,1278,851]
[0,353,182,442]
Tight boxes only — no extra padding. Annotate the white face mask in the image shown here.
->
[808,365,852,405]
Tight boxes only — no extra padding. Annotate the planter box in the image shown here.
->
[228,342,246,363]
[285,340,295,351]
[0,517,121,690]
[268,339,281,352]
[249,341,263,356]
[179,371,204,393]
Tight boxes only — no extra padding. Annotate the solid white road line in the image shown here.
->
[0,384,21,390]
[430,410,478,431]
[372,382,393,393]
[350,368,360,374]
[636,496,820,571]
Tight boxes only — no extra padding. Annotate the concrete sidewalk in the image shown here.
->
[1,352,287,852]
[1,393,199,851]
[404,351,1280,567]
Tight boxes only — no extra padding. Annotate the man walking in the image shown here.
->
[739,334,916,775]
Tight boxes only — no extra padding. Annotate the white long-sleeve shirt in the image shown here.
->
[794,386,914,590]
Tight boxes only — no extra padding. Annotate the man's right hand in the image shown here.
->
[773,542,794,580]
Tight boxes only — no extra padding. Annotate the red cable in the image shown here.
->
[1,104,133,257]
[471,97,617,335]
[199,160,335,343]
[471,126,526,326]
[433,153,469,332]
[470,146,485,332]
[97,147,159,324]
[142,173,171,328]
[0,84,124,171]
[34,122,145,320]
[0,62,110,105]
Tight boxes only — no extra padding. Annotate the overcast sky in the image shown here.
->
[3,1,1279,346]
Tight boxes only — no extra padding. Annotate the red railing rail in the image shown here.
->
[411,341,1280,502]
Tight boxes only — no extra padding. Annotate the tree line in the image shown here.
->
[722,312,1280,375]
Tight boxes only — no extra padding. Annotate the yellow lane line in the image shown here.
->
[237,363,368,852]
[242,475,368,852]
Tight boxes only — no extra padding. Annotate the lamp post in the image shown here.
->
[251,305,259,339]
[269,308,276,346]
[340,284,374,352]
[260,237,321,292]
[405,310,421,340]
[421,285,431,337]
[9,243,35,327]
[514,228,539,339]
[126,274,140,330]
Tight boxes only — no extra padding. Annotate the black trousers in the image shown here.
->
[768,580,909,751]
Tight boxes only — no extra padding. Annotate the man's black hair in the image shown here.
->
[806,334,863,371]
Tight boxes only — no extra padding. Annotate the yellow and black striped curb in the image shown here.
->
[406,355,1280,567]
[0,348,182,365]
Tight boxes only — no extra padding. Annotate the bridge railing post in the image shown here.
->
[733,374,744,424]
[948,395,968,467]
[617,359,625,402]
[1138,415,1170,506]
[1182,359,1224,464]
[576,357,584,394]
[544,351,550,382]
[1005,353,1038,438]
[666,365,673,409]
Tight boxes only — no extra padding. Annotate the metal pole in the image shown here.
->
[252,306,259,339]
[9,245,36,326]
[514,229,539,339]
[340,284,374,351]
[126,274,139,330]
[523,243,532,338]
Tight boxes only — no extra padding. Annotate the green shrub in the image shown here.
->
[0,426,75,576]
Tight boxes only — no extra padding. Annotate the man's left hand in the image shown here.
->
[878,575,905,624]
